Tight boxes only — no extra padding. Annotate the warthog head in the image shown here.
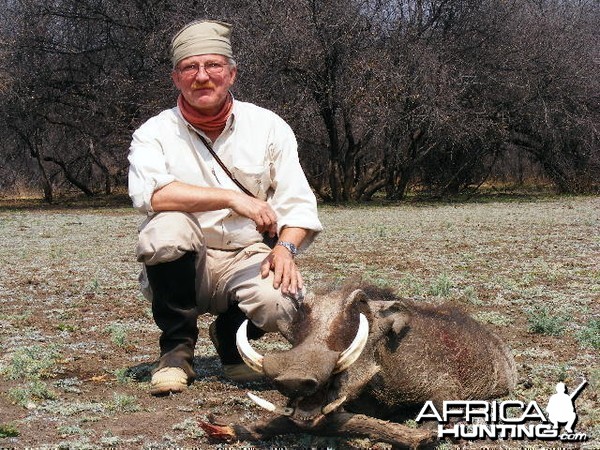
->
[237,288,369,421]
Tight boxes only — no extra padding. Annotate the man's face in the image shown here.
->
[172,54,237,115]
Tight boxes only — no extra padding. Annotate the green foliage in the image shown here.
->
[104,323,128,348]
[114,368,133,384]
[3,345,60,380]
[54,377,83,394]
[428,274,453,297]
[108,393,140,413]
[362,268,393,288]
[9,380,57,406]
[526,307,568,336]
[58,424,89,437]
[0,423,20,438]
[172,418,205,439]
[576,318,600,349]
[403,419,418,429]
[38,400,106,417]
[57,323,77,332]
[397,274,424,297]
[100,434,122,447]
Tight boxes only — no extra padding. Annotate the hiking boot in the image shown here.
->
[146,252,199,387]
[150,367,189,396]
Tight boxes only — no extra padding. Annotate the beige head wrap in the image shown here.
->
[171,20,233,68]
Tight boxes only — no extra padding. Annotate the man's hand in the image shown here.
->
[228,192,278,236]
[151,182,278,237]
[151,183,310,296]
[260,244,303,296]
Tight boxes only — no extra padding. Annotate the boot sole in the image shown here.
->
[150,382,187,396]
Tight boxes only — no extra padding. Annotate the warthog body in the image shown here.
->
[238,284,517,422]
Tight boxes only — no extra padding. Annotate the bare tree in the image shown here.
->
[1,0,176,199]
[231,0,396,201]
[502,0,600,192]
[0,0,597,200]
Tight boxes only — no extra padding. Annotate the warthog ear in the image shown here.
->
[346,289,368,305]
[379,301,411,335]
[345,289,374,320]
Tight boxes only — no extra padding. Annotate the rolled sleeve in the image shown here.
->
[268,118,323,251]
[128,121,176,215]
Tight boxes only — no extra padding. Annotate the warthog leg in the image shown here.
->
[200,412,437,449]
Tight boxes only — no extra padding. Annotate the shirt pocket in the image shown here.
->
[231,164,271,200]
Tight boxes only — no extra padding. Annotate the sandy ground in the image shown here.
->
[0,196,598,449]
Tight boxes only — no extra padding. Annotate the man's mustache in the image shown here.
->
[191,82,215,89]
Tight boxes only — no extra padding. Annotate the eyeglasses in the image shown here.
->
[177,61,228,78]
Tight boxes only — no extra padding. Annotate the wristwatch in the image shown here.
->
[277,241,298,256]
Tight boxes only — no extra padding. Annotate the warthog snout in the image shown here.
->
[263,347,340,398]
[273,374,320,398]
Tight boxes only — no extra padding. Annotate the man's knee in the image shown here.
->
[236,282,299,333]
[137,212,205,265]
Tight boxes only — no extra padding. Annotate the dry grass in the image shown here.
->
[0,196,598,449]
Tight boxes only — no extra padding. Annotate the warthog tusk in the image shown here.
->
[333,313,369,374]
[247,392,276,412]
[321,395,347,415]
[236,320,265,374]
[247,392,293,416]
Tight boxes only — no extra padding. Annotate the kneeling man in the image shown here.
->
[127,19,322,395]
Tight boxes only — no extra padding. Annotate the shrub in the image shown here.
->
[3,345,60,380]
[104,323,128,348]
[0,423,19,438]
[526,307,568,336]
[108,393,140,413]
[576,318,600,349]
[9,380,57,406]
[428,274,453,297]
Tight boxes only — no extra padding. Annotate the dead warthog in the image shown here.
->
[223,284,517,447]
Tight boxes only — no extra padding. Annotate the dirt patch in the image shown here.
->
[0,197,598,448]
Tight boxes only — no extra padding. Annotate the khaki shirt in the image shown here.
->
[128,99,322,251]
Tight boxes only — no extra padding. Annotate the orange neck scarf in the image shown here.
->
[178,92,233,133]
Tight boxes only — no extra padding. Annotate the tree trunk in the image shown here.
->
[35,150,53,203]
[88,140,112,195]
[16,129,53,203]
[43,156,95,197]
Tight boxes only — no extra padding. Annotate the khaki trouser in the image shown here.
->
[135,211,298,332]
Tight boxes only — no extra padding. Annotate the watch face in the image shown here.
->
[278,241,297,255]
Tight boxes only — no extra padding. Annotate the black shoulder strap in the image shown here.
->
[196,133,256,198]
[196,132,278,249]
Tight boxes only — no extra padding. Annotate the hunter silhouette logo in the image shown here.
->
[546,379,587,434]
[415,378,589,442]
